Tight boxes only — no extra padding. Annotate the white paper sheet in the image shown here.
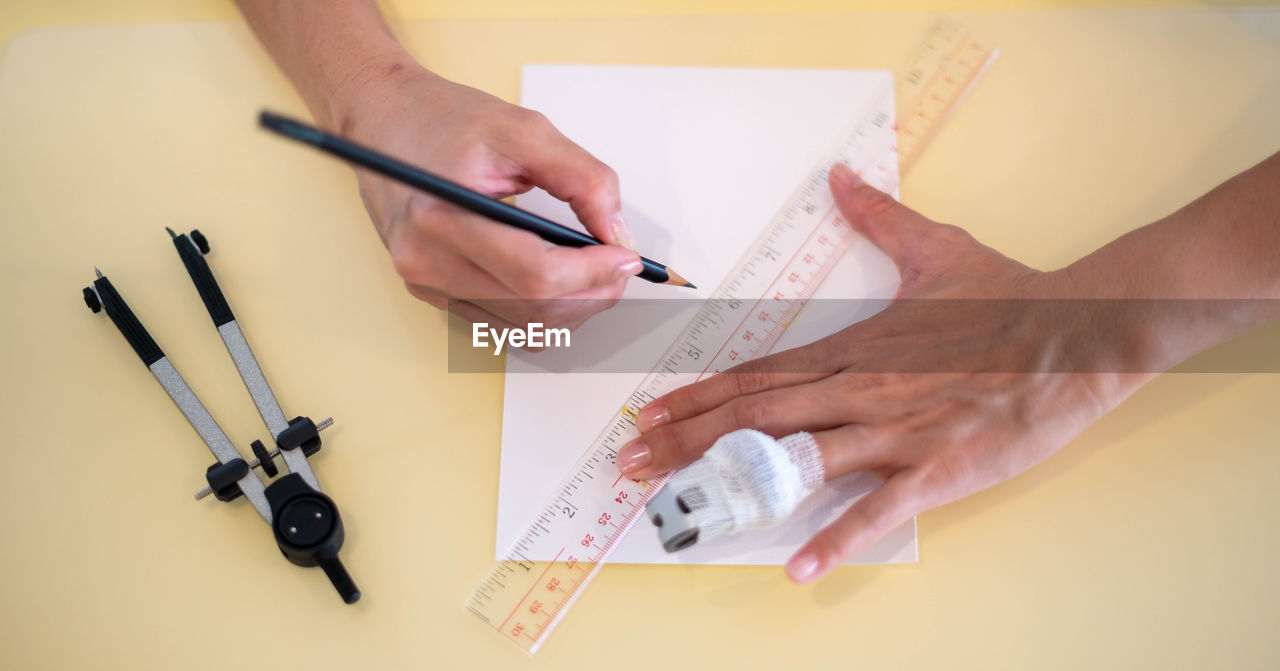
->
[499,65,917,564]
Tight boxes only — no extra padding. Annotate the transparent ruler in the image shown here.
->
[467,18,998,654]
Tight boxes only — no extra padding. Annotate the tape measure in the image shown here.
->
[466,18,999,654]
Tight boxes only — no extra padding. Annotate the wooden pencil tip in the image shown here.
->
[664,267,696,289]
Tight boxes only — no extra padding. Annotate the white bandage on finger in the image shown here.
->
[647,429,825,552]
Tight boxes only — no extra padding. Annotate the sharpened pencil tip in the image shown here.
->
[662,267,695,289]
[165,226,177,238]
[94,267,104,279]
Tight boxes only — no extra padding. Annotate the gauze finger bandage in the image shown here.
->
[645,429,825,552]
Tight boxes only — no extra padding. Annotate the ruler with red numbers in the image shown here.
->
[466,18,998,654]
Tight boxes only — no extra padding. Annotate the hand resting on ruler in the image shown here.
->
[621,155,1280,582]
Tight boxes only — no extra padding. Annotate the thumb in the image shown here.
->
[506,113,638,250]
[829,162,936,272]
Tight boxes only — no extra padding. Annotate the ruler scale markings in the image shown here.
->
[468,18,997,654]
[496,547,565,634]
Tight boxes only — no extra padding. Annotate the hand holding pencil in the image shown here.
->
[265,70,683,331]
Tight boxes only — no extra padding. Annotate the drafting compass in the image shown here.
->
[82,228,359,604]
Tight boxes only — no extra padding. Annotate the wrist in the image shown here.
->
[236,0,420,133]
[1031,267,1160,408]
[1054,251,1261,378]
[310,42,428,134]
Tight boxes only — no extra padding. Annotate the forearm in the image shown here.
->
[234,0,419,130]
[1064,150,1280,374]
[1077,150,1280,299]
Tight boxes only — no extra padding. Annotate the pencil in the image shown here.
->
[259,111,694,289]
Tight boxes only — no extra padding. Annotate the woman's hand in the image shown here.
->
[235,0,640,330]
[339,62,640,330]
[616,163,1153,582]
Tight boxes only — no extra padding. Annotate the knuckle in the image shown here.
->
[521,108,552,130]
[927,223,973,252]
[588,163,620,194]
[728,396,773,430]
[800,340,838,374]
[834,370,876,394]
[657,386,697,419]
[918,447,971,496]
[517,109,562,143]
[937,222,971,241]
[389,245,430,285]
[402,195,434,224]
[401,195,452,237]
[730,366,772,397]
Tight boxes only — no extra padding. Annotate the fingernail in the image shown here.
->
[616,439,651,474]
[636,405,671,433]
[830,163,865,189]
[611,212,638,251]
[786,552,821,583]
[617,257,643,280]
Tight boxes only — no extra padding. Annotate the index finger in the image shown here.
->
[636,342,838,433]
[786,469,926,583]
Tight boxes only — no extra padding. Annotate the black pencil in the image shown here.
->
[258,111,694,289]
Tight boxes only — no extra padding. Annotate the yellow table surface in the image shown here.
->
[2,4,1279,669]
